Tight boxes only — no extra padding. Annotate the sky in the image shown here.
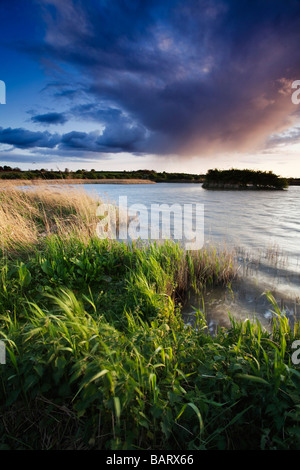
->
[1,0,300,176]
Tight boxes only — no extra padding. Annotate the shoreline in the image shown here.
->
[0,178,157,186]
[202,182,286,190]
[0,178,208,188]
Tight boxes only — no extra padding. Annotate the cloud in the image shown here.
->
[0,127,60,149]
[31,112,68,125]
[264,125,300,149]
[0,122,148,156]
[7,0,300,159]
[60,130,100,151]
[59,120,149,154]
[67,103,151,152]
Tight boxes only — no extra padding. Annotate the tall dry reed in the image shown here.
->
[0,185,100,254]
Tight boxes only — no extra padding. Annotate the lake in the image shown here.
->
[82,182,300,330]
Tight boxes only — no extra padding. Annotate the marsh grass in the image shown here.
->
[0,185,101,254]
[1,186,300,450]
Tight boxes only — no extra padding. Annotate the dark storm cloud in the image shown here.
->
[6,0,300,157]
[60,119,148,154]
[0,127,60,149]
[0,122,147,155]
[31,112,68,125]
[66,103,151,152]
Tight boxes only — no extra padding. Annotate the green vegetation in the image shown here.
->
[1,166,296,188]
[0,166,204,183]
[203,169,289,190]
[1,187,300,450]
[288,178,300,186]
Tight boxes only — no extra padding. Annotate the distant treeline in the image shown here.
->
[288,178,300,185]
[203,168,289,190]
[0,166,204,182]
[0,166,296,187]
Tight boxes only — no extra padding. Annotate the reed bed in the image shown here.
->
[0,186,300,450]
[0,185,101,254]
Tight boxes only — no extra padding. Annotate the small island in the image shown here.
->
[202,168,289,190]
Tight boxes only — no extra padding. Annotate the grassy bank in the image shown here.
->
[1,187,300,450]
[0,179,156,188]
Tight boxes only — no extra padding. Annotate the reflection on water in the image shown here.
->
[182,249,300,334]
[82,182,300,331]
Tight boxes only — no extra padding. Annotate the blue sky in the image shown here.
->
[1,0,300,176]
